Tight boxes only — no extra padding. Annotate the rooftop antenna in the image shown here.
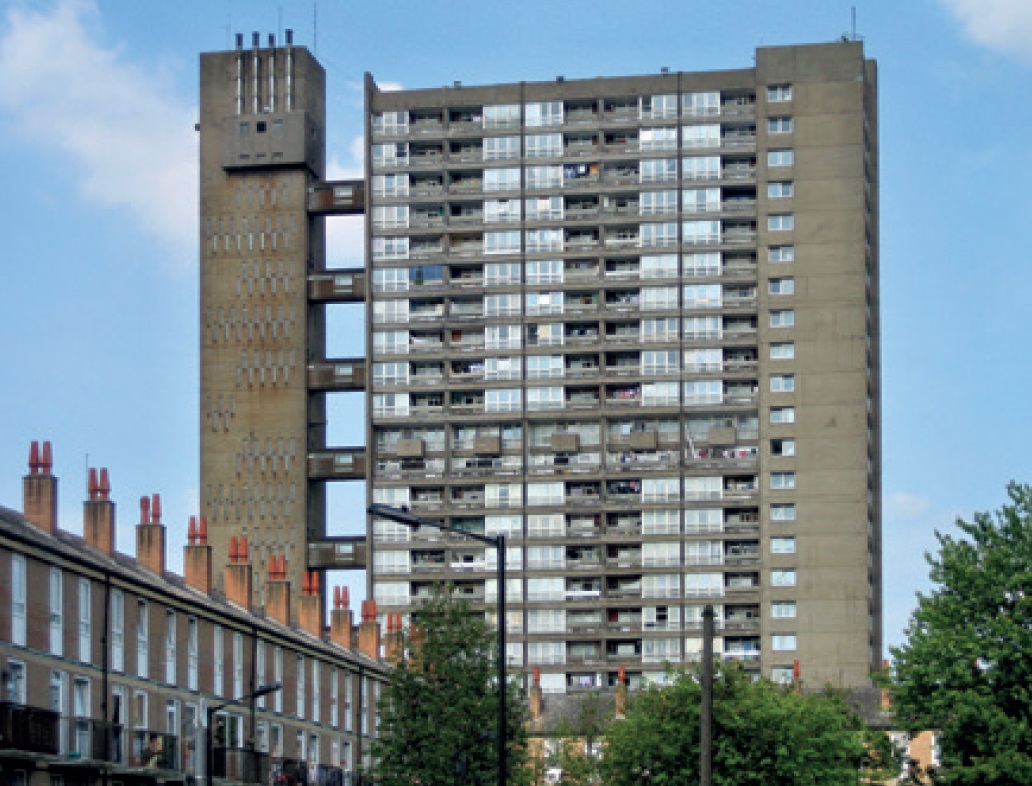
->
[852,5,857,40]
[313,1,318,54]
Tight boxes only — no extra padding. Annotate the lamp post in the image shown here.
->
[206,682,281,786]
[368,503,507,786]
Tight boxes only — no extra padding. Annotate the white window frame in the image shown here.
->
[78,578,91,662]
[50,568,63,657]
[165,610,176,684]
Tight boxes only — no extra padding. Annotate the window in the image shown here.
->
[486,388,522,413]
[296,655,306,720]
[526,259,563,284]
[769,278,795,295]
[768,117,793,134]
[6,660,26,703]
[682,91,720,116]
[682,220,720,245]
[274,648,284,713]
[770,374,795,393]
[372,330,408,356]
[771,569,797,587]
[527,386,563,411]
[527,641,565,665]
[770,342,795,360]
[484,230,521,254]
[255,641,267,709]
[526,101,563,127]
[525,196,563,220]
[50,568,63,656]
[767,84,792,102]
[373,362,408,387]
[771,503,797,522]
[642,221,679,246]
[641,190,678,216]
[12,555,26,646]
[372,236,409,261]
[640,127,678,151]
[372,267,409,292]
[372,142,408,167]
[640,94,677,119]
[771,472,796,489]
[483,104,520,129]
[372,205,408,229]
[526,166,563,190]
[643,350,679,375]
[78,578,91,662]
[525,133,562,157]
[111,590,124,672]
[640,158,677,183]
[483,136,520,160]
[681,124,720,149]
[767,149,794,167]
[329,668,339,727]
[485,262,520,284]
[769,310,795,328]
[213,624,223,697]
[233,633,244,698]
[371,174,409,198]
[682,155,721,180]
[768,214,794,231]
[684,379,723,405]
[526,228,563,252]
[772,634,797,651]
[771,537,797,555]
[528,609,566,633]
[771,601,797,618]
[771,438,796,457]
[187,618,198,690]
[770,406,795,424]
[767,181,794,198]
[683,284,722,308]
[137,603,151,678]
[165,611,176,684]
[344,673,353,731]
[485,324,521,350]
[311,662,321,723]
[768,245,794,263]
[642,253,679,278]
[682,188,720,213]
[484,167,521,192]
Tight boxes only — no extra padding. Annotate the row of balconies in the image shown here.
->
[371,134,759,172]
[389,157,758,198]
[372,95,759,139]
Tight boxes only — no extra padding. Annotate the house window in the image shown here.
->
[771,537,797,555]
[5,660,26,703]
[165,611,176,684]
[111,590,124,672]
[768,245,794,263]
[330,668,339,727]
[771,472,796,490]
[767,149,794,167]
[767,85,793,102]
[770,406,795,424]
[11,555,26,646]
[136,601,148,679]
[256,642,267,708]
[772,634,797,651]
[187,618,198,690]
[274,648,284,712]
[50,568,63,657]
[769,310,795,328]
[78,579,91,662]
[767,181,794,198]
[311,661,321,724]
[771,503,797,522]
[233,633,244,698]
[771,439,796,457]
[770,342,795,360]
[213,625,224,697]
[296,655,306,720]
[770,374,795,393]
[767,117,794,134]
[769,277,795,295]
[768,214,794,231]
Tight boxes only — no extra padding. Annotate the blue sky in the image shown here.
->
[1,0,1030,654]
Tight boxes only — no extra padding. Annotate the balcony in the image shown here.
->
[308,270,366,303]
[308,448,366,480]
[308,358,366,391]
[0,702,59,756]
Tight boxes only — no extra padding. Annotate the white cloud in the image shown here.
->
[886,491,932,520]
[941,0,1032,61]
[0,0,197,268]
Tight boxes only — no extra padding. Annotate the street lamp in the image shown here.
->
[206,682,282,786]
[368,503,508,786]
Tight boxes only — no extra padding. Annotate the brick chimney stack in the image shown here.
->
[358,599,381,660]
[299,570,323,637]
[136,494,166,576]
[530,666,543,721]
[84,467,116,555]
[385,612,405,663]
[265,555,292,627]
[330,587,355,649]
[224,535,254,612]
[23,440,58,533]
[184,516,213,594]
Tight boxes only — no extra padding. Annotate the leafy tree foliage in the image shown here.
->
[601,665,895,786]
[890,483,1032,785]
[371,586,528,786]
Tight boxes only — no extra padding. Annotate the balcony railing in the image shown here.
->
[0,702,60,756]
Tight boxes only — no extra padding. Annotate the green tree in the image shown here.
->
[371,586,528,786]
[890,483,1032,785]
[601,665,895,786]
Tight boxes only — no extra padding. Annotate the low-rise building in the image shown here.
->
[1,441,388,786]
